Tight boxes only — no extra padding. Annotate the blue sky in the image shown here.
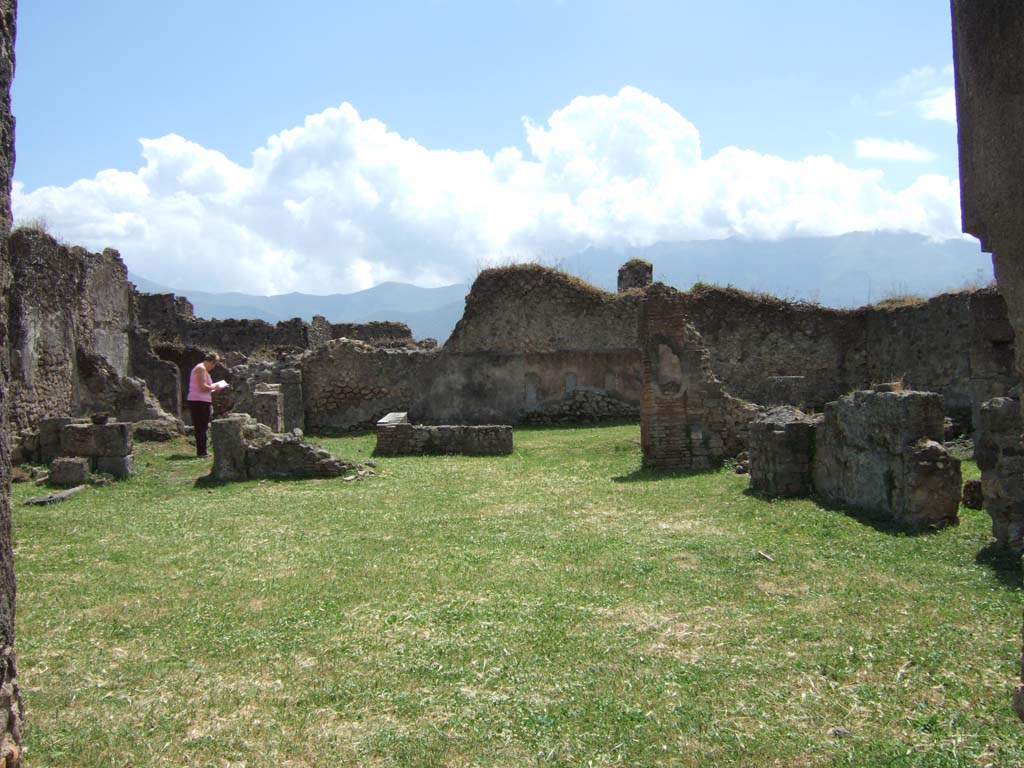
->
[11,1,968,295]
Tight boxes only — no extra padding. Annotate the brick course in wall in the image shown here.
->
[639,283,761,470]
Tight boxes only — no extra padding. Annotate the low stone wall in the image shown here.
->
[975,396,1024,552]
[812,389,961,530]
[748,407,819,497]
[210,414,367,482]
[375,412,513,456]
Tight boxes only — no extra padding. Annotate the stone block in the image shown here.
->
[252,389,285,433]
[211,416,249,482]
[92,422,133,457]
[39,417,71,463]
[812,389,961,530]
[748,407,818,497]
[962,479,984,510]
[132,418,182,442]
[60,423,97,457]
[95,455,133,479]
[48,457,89,487]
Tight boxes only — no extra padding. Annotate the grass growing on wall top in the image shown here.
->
[12,425,1021,767]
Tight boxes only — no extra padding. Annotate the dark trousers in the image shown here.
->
[188,400,213,457]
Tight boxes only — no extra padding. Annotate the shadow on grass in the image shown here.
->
[807,494,951,537]
[167,453,203,462]
[612,465,718,483]
[192,474,229,489]
[975,543,1023,590]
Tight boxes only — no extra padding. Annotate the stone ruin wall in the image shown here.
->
[747,390,962,531]
[5,230,174,432]
[638,283,761,469]
[138,293,418,357]
[951,0,1024,720]
[0,0,22,761]
[684,285,1014,429]
[301,340,434,434]
[411,264,1013,432]
[412,265,644,425]
[811,389,962,530]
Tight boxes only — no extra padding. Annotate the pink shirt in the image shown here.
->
[188,363,215,403]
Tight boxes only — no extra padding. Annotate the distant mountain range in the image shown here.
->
[129,231,994,344]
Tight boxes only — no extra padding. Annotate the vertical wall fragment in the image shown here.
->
[0,0,22,761]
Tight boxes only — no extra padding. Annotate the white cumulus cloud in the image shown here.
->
[917,86,956,123]
[13,86,964,295]
[855,137,935,162]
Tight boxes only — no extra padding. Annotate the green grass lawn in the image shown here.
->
[11,425,1022,767]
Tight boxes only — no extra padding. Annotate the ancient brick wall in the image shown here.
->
[76,246,133,377]
[301,340,433,433]
[136,293,310,355]
[0,1,22,761]
[211,413,367,482]
[974,396,1024,553]
[128,325,181,418]
[6,231,174,430]
[445,265,641,354]
[639,283,761,469]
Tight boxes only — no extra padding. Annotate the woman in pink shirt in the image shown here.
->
[186,352,225,458]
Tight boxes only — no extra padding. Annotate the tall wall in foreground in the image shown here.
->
[0,0,22,762]
[950,0,1024,721]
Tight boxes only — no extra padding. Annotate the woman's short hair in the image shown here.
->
[204,352,220,363]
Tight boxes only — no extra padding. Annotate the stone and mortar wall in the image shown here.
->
[6,230,175,431]
[682,285,1014,426]
[413,265,1012,430]
[7,230,81,430]
[128,325,181,418]
[137,293,309,354]
[811,389,961,530]
[139,294,419,356]
[0,1,22,761]
[414,265,644,426]
[951,0,1024,720]
[639,283,761,470]
[225,362,303,432]
[374,412,513,456]
[748,407,820,497]
[302,340,433,433]
[140,264,1014,435]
